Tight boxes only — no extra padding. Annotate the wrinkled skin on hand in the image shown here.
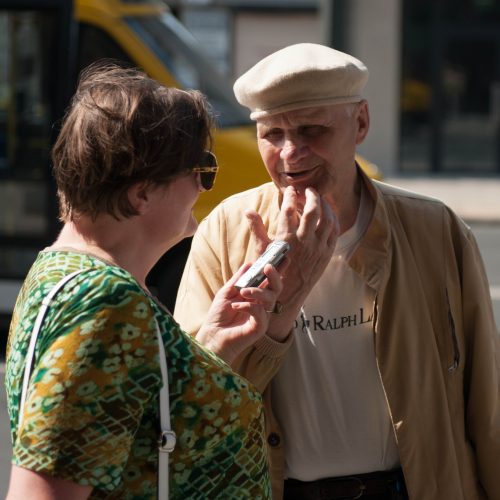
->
[245,186,338,341]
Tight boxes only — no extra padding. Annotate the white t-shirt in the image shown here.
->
[272,186,400,480]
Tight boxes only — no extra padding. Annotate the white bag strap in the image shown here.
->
[155,318,176,500]
[18,269,85,429]
[16,269,175,499]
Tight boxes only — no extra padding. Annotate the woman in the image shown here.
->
[5,63,282,499]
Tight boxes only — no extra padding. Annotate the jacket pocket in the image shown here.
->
[446,288,460,372]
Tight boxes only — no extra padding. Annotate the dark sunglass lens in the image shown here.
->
[198,151,218,190]
[203,151,217,167]
[201,172,216,190]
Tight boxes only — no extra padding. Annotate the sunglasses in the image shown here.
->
[192,151,219,191]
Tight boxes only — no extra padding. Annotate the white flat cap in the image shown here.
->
[233,43,369,120]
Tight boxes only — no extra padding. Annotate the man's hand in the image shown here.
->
[245,186,338,341]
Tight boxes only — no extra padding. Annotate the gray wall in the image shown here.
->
[345,0,402,175]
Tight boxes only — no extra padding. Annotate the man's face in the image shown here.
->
[256,102,369,203]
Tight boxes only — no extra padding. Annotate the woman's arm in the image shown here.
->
[6,465,92,500]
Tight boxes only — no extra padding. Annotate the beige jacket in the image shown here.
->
[175,172,500,500]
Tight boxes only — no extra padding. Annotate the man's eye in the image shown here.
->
[263,129,283,140]
[300,125,325,137]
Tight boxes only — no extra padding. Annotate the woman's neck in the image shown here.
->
[49,219,157,287]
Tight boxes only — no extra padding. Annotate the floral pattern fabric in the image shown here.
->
[6,250,271,499]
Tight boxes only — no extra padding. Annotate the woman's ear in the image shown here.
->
[127,182,151,215]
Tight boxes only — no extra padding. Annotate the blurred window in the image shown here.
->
[440,0,500,22]
[0,9,61,280]
[401,0,500,173]
[0,11,55,244]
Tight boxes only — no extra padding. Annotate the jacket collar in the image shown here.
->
[348,167,392,293]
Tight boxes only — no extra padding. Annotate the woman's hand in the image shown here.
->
[196,262,284,364]
[245,186,338,341]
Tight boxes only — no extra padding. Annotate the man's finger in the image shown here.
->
[296,187,321,240]
[245,210,271,254]
[276,186,300,238]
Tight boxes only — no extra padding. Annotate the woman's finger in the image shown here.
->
[215,263,253,301]
[230,301,268,323]
[238,264,282,313]
[238,263,282,294]
[262,263,283,294]
[228,262,252,283]
[239,286,276,307]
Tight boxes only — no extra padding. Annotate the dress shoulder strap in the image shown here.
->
[18,269,86,428]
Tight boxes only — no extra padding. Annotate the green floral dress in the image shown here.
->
[6,250,271,499]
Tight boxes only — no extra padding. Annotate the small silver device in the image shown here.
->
[235,240,290,289]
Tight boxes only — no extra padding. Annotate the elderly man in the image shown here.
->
[174,43,500,500]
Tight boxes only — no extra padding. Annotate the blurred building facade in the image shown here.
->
[170,0,500,176]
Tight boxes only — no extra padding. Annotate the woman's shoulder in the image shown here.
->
[14,250,155,339]
[28,250,146,298]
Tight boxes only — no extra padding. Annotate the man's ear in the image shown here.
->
[355,100,370,145]
[127,182,151,215]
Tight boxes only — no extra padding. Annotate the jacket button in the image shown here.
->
[267,432,280,447]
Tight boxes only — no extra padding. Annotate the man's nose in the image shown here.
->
[279,137,308,162]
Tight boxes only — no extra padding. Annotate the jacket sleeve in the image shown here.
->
[461,227,500,500]
[174,219,225,339]
[174,204,292,393]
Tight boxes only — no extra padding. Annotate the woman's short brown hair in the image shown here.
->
[52,62,214,221]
